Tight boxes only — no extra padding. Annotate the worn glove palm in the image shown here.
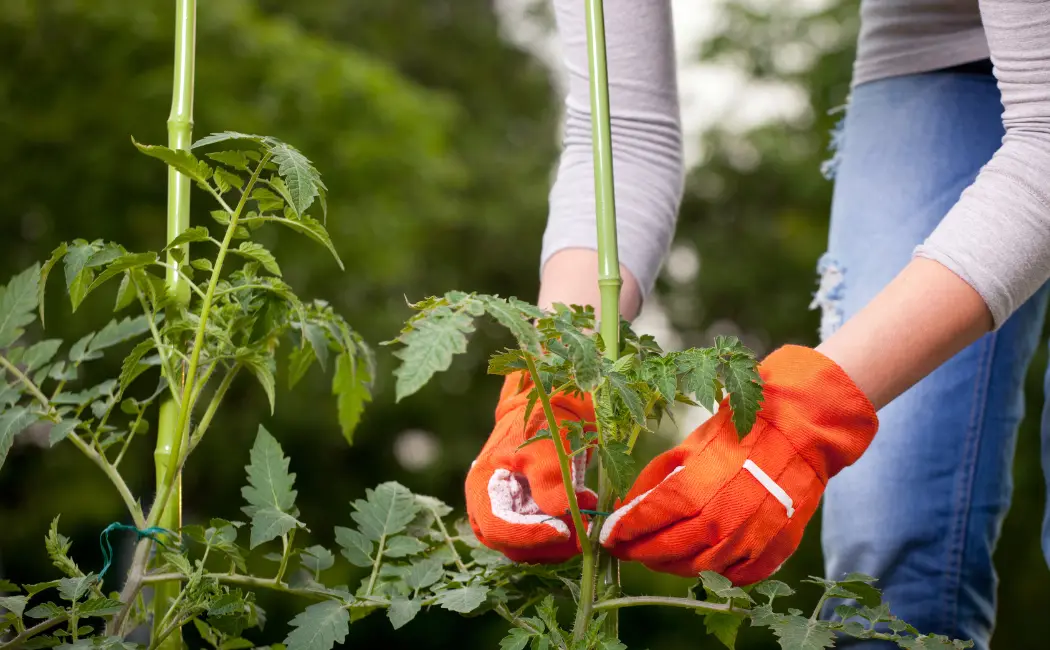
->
[465,371,597,563]
[599,345,878,584]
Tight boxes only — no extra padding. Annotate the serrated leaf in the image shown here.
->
[241,354,276,414]
[164,227,211,250]
[606,373,646,426]
[333,351,371,445]
[240,426,303,548]
[435,585,488,613]
[0,595,27,618]
[756,579,795,603]
[233,242,282,277]
[283,601,349,650]
[703,611,741,650]
[488,349,527,375]
[86,315,154,355]
[214,167,245,192]
[405,558,443,591]
[299,546,334,574]
[517,429,552,451]
[57,575,94,603]
[39,245,67,326]
[261,216,343,270]
[481,296,542,357]
[643,356,677,404]
[0,407,40,473]
[767,614,835,650]
[500,628,532,650]
[132,138,211,183]
[23,340,62,371]
[47,420,79,448]
[333,527,373,567]
[553,321,600,391]
[270,142,322,216]
[393,306,476,401]
[0,264,41,348]
[0,579,16,592]
[716,337,764,435]
[351,482,420,542]
[24,602,64,619]
[78,598,123,617]
[597,441,636,499]
[699,572,753,604]
[383,535,427,558]
[206,150,250,171]
[387,597,421,630]
[675,348,720,411]
[119,338,155,393]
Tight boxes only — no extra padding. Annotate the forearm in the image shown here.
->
[538,249,642,320]
[816,258,992,411]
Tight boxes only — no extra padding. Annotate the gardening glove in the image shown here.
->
[465,371,598,563]
[598,345,878,584]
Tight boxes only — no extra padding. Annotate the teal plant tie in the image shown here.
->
[98,523,177,581]
[578,509,613,518]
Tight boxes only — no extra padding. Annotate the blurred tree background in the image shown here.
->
[0,0,1046,648]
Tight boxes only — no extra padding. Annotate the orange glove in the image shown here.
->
[465,371,598,563]
[599,345,878,584]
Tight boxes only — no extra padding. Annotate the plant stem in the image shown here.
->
[365,533,387,597]
[0,614,69,650]
[153,2,197,647]
[522,354,593,640]
[593,596,749,616]
[274,529,295,584]
[0,355,145,528]
[584,0,622,638]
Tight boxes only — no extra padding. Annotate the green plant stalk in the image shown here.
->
[521,354,593,640]
[153,2,197,648]
[584,0,622,637]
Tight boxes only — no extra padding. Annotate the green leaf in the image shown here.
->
[392,306,476,401]
[0,595,27,618]
[0,407,40,473]
[500,628,532,650]
[756,579,795,604]
[699,572,753,604]
[597,441,636,499]
[23,340,62,371]
[57,575,94,603]
[86,315,154,355]
[675,348,719,411]
[24,602,63,619]
[643,356,677,404]
[383,535,427,558]
[351,482,420,542]
[240,426,304,548]
[132,138,211,183]
[767,614,835,650]
[333,351,371,445]
[206,151,251,171]
[488,349,527,375]
[242,354,277,414]
[233,242,282,277]
[261,216,343,270]
[299,546,334,574]
[716,337,764,436]
[214,167,245,192]
[78,598,123,617]
[39,245,67,326]
[481,296,542,357]
[270,142,323,216]
[703,611,741,650]
[333,527,373,568]
[47,420,79,448]
[0,580,15,593]
[387,597,421,630]
[606,373,646,426]
[405,558,443,591]
[553,321,600,391]
[0,264,41,348]
[435,585,489,613]
[119,339,155,393]
[164,227,211,250]
[283,601,349,650]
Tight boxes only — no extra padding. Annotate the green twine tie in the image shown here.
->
[98,523,176,581]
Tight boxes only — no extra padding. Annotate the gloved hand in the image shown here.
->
[598,345,878,584]
[465,371,598,563]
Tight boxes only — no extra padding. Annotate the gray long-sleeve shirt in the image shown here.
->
[541,0,1050,329]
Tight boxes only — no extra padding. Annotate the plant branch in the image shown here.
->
[430,506,468,573]
[522,353,593,640]
[274,529,294,584]
[0,614,69,650]
[187,364,239,451]
[593,596,748,616]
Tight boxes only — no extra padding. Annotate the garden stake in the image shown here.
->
[583,0,622,640]
[154,1,197,648]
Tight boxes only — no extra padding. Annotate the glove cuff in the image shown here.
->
[757,345,878,480]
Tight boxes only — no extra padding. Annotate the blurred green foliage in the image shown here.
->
[0,0,1045,648]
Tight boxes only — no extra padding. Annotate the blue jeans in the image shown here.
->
[816,64,1050,648]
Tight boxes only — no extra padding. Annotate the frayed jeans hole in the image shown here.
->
[810,253,845,341]
[820,104,848,180]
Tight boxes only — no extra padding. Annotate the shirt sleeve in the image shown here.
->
[914,0,1050,328]
[541,0,684,297]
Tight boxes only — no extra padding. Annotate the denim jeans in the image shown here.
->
[815,63,1050,648]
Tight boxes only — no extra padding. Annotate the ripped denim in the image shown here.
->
[812,65,1050,648]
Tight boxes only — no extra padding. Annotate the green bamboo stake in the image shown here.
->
[583,0,622,638]
[153,1,196,648]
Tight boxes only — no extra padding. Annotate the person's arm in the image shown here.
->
[539,0,683,318]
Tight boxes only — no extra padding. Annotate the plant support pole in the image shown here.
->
[154,2,196,649]
[584,0,622,638]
